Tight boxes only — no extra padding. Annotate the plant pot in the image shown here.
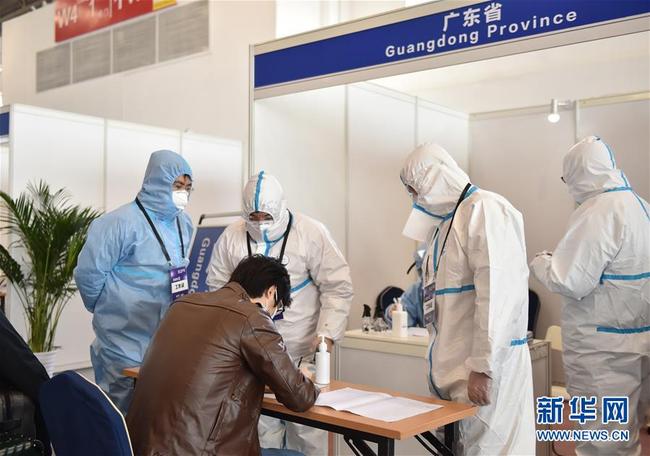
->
[34,349,59,377]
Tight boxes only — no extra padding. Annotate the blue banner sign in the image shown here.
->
[187,225,226,294]
[0,112,9,137]
[255,0,649,88]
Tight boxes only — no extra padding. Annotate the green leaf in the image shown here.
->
[0,181,102,351]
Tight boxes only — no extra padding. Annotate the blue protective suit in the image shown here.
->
[385,247,426,327]
[74,150,193,413]
[386,279,424,328]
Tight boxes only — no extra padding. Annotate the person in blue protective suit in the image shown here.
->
[384,246,426,328]
[74,150,193,414]
[531,136,650,456]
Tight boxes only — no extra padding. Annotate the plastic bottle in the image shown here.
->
[391,298,408,338]
[361,304,372,333]
[315,335,330,385]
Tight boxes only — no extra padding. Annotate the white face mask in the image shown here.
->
[251,220,273,232]
[172,190,189,210]
[402,206,440,242]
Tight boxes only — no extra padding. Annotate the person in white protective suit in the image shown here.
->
[206,171,353,456]
[530,136,650,456]
[401,143,535,455]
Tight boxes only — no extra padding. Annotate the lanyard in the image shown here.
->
[424,183,473,280]
[135,198,185,264]
[247,211,293,261]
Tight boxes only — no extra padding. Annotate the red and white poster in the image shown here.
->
[55,0,176,42]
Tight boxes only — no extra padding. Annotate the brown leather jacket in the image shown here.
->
[126,282,319,456]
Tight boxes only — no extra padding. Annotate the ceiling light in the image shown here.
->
[547,98,571,123]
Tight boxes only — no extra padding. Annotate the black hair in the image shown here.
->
[229,255,292,308]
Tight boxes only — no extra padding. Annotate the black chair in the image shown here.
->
[39,371,133,456]
[528,289,541,338]
[375,286,405,317]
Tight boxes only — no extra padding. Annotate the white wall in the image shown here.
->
[347,84,416,328]
[254,83,469,330]
[470,100,650,383]
[275,0,405,38]
[254,85,347,248]
[4,104,242,371]
[578,100,650,200]
[2,0,275,156]
[470,111,576,347]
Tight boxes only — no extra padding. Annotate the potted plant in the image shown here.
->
[0,182,100,375]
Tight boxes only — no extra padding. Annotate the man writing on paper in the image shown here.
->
[206,171,353,456]
[127,255,318,456]
[400,143,535,455]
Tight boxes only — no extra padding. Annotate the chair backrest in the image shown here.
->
[375,286,405,315]
[39,371,132,456]
[528,289,541,337]
[545,325,563,351]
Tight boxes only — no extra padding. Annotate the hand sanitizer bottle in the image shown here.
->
[392,298,408,338]
[315,335,330,385]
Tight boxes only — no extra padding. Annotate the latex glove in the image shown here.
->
[467,371,492,406]
[310,335,333,353]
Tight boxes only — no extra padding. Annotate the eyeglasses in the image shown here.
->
[274,290,285,315]
[560,176,566,184]
[172,181,194,192]
[406,184,418,199]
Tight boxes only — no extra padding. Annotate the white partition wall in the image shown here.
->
[181,132,243,223]
[347,84,417,329]
[9,105,105,370]
[417,99,470,171]
[4,104,242,371]
[579,100,650,201]
[105,121,181,212]
[470,111,576,354]
[254,84,470,330]
[254,86,347,248]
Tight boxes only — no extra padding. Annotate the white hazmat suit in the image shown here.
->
[206,171,353,456]
[401,143,535,455]
[530,136,650,456]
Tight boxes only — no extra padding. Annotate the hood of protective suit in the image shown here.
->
[563,136,629,204]
[137,150,193,220]
[400,143,470,240]
[243,171,290,240]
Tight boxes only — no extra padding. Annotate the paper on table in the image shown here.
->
[315,387,442,422]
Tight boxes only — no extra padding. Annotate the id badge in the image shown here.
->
[423,280,436,328]
[170,266,189,300]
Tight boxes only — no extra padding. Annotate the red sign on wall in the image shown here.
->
[55,0,176,42]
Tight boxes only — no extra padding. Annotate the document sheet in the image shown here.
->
[315,387,442,422]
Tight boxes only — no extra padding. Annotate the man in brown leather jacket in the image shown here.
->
[127,255,319,456]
